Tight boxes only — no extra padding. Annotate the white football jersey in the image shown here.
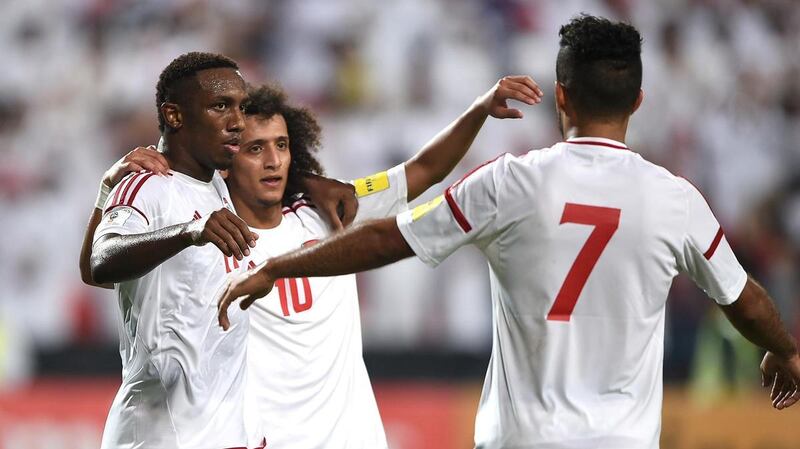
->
[242,165,407,449]
[94,170,251,449]
[397,137,747,449]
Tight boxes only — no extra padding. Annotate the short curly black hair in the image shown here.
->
[244,84,325,202]
[156,52,239,132]
[556,15,642,119]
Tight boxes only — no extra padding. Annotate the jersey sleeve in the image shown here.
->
[94,171,161,244]
[350,164,408,222]
[396,154,509,267]
[676,178,748,305]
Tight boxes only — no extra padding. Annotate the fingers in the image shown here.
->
[507,75,544,98]
[339,192,358,228]
[217,272,273,330]
[129,147,170,175]
[487,76,545,120]
[498,83,538,106]
[498,76,543,104]
[770,372,783,402]
[320,203,344,231]
[774,380,797,409]
[216,215,252,260]
[217,282,234,331]
[204,228,233,257]
[779,390,800,409]
[494,107,524,119]
[202,210,258,260]
[225,210,258,247]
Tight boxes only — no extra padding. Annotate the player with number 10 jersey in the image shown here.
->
[238,166,407,449]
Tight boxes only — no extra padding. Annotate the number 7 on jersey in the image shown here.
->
[547,203,621,322]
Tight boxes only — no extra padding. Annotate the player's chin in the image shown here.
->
[212,154,236,170]
[257,194,283,209]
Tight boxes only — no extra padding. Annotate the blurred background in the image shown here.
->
[1,0,800,447]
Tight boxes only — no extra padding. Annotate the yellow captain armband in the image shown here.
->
[411,195,444,221]
[353,171,390,197]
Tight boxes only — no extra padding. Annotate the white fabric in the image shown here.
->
[243,164,407,449]
[397,137,748,449]
[94,170,250,449]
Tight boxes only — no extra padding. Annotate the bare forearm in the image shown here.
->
[721,277,798,358]
[264,217,414,279]
[80,208,114,288]
[90,224,193,284]
[404,99,489,201]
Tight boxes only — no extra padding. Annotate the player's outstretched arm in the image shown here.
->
[404,75,542,201]
[218,217,412,330]
[91,207,259,285]
[719,276,800,409]
[79,146,169,288]
[296,173,358,230]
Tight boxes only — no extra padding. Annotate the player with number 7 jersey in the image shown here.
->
[398,137,749,448]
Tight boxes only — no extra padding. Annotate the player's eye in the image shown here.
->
[249,145,263,154]
[213,103,227,111]
[277,141,288,150]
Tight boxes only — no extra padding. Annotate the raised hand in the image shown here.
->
[478,75,544,119]
[103,145,170,188]
[218,267,275,330]
[185,208,259,260]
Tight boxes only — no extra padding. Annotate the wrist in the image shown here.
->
[472,95,490,116]
[782,338,799,359]
[95,180,112,210]
[259,261,276,285]
[180,220,201,247]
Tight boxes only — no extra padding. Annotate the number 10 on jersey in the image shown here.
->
[276,277,314,316]
[547,203,620,322]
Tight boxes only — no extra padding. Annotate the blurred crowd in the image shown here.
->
[0,0,798,390]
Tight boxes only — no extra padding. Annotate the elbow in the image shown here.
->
[80,265,95,286]
[90,253,112,285]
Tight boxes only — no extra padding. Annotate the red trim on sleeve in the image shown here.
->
[441,154,507,233]
[703,226,724,260]
[125,173,156,206]
[110,177,127,206]
[113,173,142,207]
[103,204,150,226]
[445,186,472,233]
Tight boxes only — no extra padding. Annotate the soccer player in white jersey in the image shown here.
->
[85,52,352,449]
[220,80,540,449]
[219,15,800,449]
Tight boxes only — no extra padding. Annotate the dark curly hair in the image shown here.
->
[244,84,325,202]
[156,52,239,132]
[556,15,642,119]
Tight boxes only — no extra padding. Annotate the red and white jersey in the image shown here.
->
[242,164,407,449]
[94,170,251,449]
[396,137,747,449]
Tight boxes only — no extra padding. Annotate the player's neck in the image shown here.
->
[565,120,629,145]
[230,195,283,229]
[162,140,215,182]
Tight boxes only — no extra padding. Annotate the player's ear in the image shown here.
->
[161,103,183,130]
[555,82,568,113]
[631,89,644,114]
